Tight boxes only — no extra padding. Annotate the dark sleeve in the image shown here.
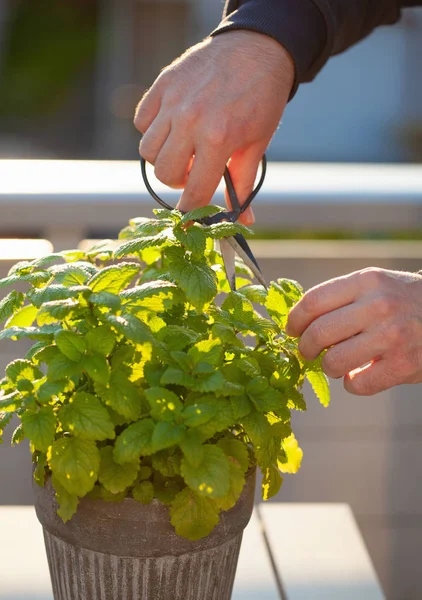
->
[211,0,404,95]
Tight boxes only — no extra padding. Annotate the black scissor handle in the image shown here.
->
[140,154,267,223]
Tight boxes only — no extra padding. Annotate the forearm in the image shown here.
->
[212,0,406,93]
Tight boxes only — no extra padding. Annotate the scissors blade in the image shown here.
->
[227,234,267,289]
[219,237,237,291]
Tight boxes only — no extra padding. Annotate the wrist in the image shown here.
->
[207,30,295,98]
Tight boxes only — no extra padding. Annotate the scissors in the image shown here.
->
[140,156,267,291]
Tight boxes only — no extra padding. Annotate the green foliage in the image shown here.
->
[0,211,329,540]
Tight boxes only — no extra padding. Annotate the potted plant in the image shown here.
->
[0,206,329,600]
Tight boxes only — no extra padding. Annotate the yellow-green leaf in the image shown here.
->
[59,392,115,441]
[98,446,139,493]
[48,437,100,496]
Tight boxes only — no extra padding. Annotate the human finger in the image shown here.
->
[286,274,360,338]
[225,145,265,226]
[298,301,369,360]
[176,147,228,212]
[139,117,171,166]
[154,132,194,188]
[343,359,400,396]
[321,331,386,379]
[134,87,162,134]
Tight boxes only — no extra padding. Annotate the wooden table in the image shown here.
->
[0,504,385,600]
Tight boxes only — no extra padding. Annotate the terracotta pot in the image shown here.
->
[33,468,256,600]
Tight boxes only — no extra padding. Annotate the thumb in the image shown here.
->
[225,145,265,226]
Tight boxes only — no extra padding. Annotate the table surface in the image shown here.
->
[0,503,385,600]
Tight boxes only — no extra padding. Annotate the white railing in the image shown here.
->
[1,160,422,250]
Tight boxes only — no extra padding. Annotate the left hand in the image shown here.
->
[286,267,422,395]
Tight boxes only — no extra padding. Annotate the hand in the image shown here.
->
[286,267,422,396]
[134,31,294,224]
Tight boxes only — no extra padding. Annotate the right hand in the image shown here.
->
[134,30,294,224]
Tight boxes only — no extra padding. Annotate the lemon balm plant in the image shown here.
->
[0,207,329,545]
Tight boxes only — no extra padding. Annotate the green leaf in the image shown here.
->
[0,271,52,289]
[230,394,253,421]
[107,314,154,345]
[152,422,186,453]
[264,279,302,330]
[6,359,43,383]
[55,330,87,362]
[138,466,152,481]
[152,451,181,477]
[0,391,22,412]
[182,404,217,427]
[98,446,139,494]
[95,371,142,420]
[5,304,38,328]
[180,205,222,224]
[88,262,140,294]
[120,280,180,305]
[193,371,226,394]
[169,351,194,372]
[85,326,115,357]
[170,487,220,541]
[88,292,121,312]
[0,291,24,324]
[188,338,222,366]
[153,473,182,505]
[262,465,283,500]
[37,299,81,325]
[11,424,24,445]
[157,325,199,351]
[213,457,245,511]
[84,354,110,384]
[286,388,307,411]
[33,453,47,486]
[145,387,183,422]
[306,360,330,407]
[175,225,207,257]
[47,352,82,382]
[204,221,252,239]
[180,429,206,468]
[0,324,62,342]
[242,411,272,446]
[7,260,33,276]
[48,437,100,496]
[52,475,79,523]
[248,386,288,415]
[113,419,155,463]
[27,285,89,309]
[168,259,217,308]
[38,380,68,404]
[239,285,268,304]
[21,406,56,451]
[255,435,282,470]
[30,253,66,269]
[217,437,250,472]
[52,263,94,286]
[59,392,115,441]
[160,367,196,388]
[181,445,230,498]
[114,231,172,258]
[126,217,174,238]
[132,480,154,504]
[196,397,234,438]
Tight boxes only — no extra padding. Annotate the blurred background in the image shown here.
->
[0,0,421,163]
[1,2,422,599]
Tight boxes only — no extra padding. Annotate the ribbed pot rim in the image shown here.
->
[33,468,256,558]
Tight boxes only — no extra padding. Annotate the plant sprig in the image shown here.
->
[0,208,330,540]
